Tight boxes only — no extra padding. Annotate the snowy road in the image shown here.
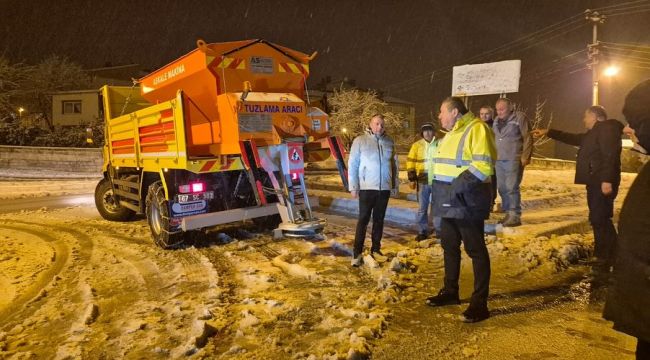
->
[0,194,94,214]
[0,171,640,358]
[0,205,408,359]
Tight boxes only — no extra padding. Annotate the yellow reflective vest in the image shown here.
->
[432,112,497,220]
[406,138,438,184]
[432,112,496,183]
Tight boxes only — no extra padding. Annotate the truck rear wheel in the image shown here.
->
[95,178,136,221]
[145,181,185,249]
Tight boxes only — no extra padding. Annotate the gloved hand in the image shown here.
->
[407,170,417,182]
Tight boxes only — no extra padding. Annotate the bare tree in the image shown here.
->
[0,57,28,118]
[328,88,410,147]
[530,97,554,150]
[22,55,92,128]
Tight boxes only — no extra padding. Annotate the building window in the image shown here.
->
[62,100,82,114]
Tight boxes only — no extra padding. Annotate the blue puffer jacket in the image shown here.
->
[348,129,399,191]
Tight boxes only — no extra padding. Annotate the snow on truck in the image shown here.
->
[94,39,348,248]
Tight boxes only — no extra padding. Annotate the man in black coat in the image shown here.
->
[532,105,623,269]
[603,79,650,359]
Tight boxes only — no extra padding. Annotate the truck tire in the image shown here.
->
[95,178,136,221]
[145,181,185,249]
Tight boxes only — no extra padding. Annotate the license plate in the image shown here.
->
[176,191,214,204]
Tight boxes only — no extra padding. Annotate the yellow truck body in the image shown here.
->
[94,39,348,248]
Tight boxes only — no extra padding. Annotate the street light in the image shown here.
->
[18,107,25,119]
[603,65,620,77]
[341,127,347,133]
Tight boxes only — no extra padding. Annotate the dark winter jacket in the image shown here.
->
[547,119,623,186]
[493,111,533,162]
[603,162,650,342]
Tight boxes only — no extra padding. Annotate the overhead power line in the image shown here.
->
[600,41,650,50]
[383,0,650,94]
[601,49,650,62]
[590,0,649,11]
[382,13,588,91]
[592,0,650,16]
[382,0,650,94]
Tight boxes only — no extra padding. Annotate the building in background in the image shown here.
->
[50,89,100,127]
[50,64,146,127]
[381,94,416,134]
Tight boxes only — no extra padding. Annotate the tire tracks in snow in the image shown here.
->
[68,223,218,358]
[0,219,97,358]
[0,223,70,327]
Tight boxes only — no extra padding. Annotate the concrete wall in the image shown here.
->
[0,145,102,173]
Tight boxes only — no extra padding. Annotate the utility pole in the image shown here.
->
[585,10,606,106]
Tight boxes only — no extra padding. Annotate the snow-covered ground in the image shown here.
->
[0,169,640,359]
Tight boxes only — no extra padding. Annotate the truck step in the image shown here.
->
[114,189,140,201]
[119,200,141,213]
[113,178,140,189]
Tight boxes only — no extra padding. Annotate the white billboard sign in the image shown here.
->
[452,60,521,96]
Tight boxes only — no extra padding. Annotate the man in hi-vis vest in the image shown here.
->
[425,97,496,323]
[406,122,440,241]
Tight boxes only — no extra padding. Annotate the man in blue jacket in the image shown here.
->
[493,98,533,227]
[348,114,399,267]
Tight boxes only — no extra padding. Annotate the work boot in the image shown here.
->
[497,214,510,224]
[493,203,504,213]
[461,301,490,323]
[589,260,612,287]
[502,215,521,227]
[371,251,388,263]
[425,288,460,307]
[415,232,429,241]
[351,255,363,267]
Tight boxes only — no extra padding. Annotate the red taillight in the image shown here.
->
[179,182,205,194]
[191,182,204,193]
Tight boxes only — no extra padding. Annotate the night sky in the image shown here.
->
[2,0,650,155]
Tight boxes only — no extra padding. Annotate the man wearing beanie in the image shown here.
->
[407,122,441,241]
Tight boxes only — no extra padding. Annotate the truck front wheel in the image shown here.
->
[95,178,135,221]
[145,181,185,249]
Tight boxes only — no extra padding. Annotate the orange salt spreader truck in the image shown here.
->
[94,39,348,248]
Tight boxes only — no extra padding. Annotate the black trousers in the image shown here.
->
[440,217,491,304]
[353,190,391,257]
[586,184,618,265]
[490,174,497,209]
[638,338,650,360]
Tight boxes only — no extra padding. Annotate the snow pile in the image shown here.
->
[201,233,403,359]
[513,234,594,272]
[271,252,320,281]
